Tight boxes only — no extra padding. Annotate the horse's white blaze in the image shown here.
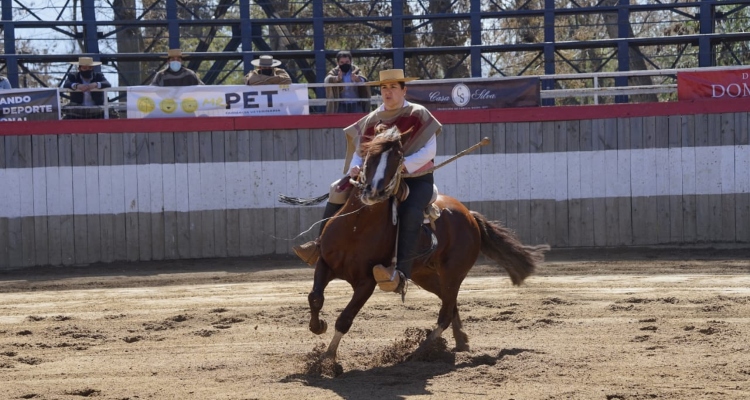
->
[371,149,391,194]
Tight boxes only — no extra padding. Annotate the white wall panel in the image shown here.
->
[32,167,47,215]
[72,167,87,215]
[3,146,750,218]
[85,166,100,214]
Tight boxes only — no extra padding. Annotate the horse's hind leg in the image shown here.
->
[451,305,470,352]
[308,263,334,335]
[414,289,460,355]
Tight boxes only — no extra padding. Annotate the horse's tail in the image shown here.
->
[471,211,550,286]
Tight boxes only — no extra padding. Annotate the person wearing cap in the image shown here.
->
[62,57,112,118]
[293,68,442,298]
[150,49,204,87]
[324,50,370,114]
[244,55,291,85]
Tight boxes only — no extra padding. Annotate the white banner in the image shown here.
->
[126,84,309,118]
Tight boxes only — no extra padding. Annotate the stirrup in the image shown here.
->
[292,240,320,267]
[373,264,407,298]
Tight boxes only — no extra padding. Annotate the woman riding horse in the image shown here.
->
[293,68,442,297]
[303,122,550,364]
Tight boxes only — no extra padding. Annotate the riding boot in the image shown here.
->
[373,263,406,294]
[292,202,343,266]
[395,221,423,280]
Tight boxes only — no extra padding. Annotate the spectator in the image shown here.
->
[0,74,11,89]
[62,57,112,119]
[324,50,370,114]
[245,55,292,85]
[150,49,204,87]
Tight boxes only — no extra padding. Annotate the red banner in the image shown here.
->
[677,69,750,101]
[405,77,540,111]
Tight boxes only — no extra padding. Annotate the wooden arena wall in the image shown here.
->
[1,99,749,269]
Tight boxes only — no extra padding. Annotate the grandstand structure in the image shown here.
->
[1,0,749,104]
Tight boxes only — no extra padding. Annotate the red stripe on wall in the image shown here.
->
[2,98,748,136]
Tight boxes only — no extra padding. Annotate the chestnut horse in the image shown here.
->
[306,126,549,361]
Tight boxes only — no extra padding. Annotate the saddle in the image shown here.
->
[424,184,441,229]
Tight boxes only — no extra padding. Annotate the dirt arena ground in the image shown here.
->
[1,247,750,400]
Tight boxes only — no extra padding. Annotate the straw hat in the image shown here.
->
[251,55,282,68]
[164,49,187,59]
[367,69,419,86]
[69,57,102,66]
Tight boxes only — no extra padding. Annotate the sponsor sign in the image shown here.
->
[0,88,61,121]
[677,69,750,101]
[127,84,310,118]
[405,77,540,111]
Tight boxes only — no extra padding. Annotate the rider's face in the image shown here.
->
[380,82,406,111]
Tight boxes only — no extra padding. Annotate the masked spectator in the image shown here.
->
[151,49,204,86]
[324,50,370,114]
[62,57,112,119]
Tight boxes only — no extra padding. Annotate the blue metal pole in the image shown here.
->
[699,0,715,67]
[543,0,555,106]
[166,0,180,50]
[615,0,630,104]
[240,0,253,73]
[1,0,20,87]
[313,0,327,101]
[81,0,100,55]
[470,0,482,78]
[392,0,405,68]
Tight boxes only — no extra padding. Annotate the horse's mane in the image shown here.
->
[358,125,412,157]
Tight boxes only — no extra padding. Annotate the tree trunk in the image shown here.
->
[600,0,658,103]
[113,0,146,86]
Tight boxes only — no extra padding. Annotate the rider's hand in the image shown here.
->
[349,165,361,178]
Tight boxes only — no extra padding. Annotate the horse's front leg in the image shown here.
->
[324,279,376,359]
[308,261,335,335]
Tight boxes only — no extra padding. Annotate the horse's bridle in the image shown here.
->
[352,151,404,203]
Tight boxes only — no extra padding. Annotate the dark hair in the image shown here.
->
[336,51,352,61]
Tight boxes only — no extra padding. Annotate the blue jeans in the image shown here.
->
[396,173,434,279]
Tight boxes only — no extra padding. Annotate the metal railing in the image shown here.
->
[58,66,746,119]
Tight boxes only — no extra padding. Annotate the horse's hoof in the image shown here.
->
[454,343,471,352]
[310,320,328,335]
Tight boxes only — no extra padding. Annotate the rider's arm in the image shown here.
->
[349,152,363,172]
[403,134,436,173]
